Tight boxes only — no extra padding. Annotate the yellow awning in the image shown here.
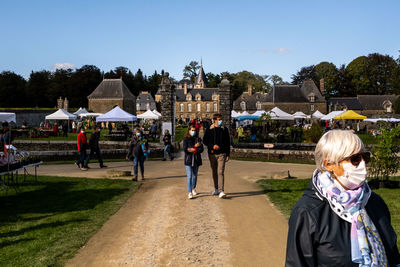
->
[334,110,367,120]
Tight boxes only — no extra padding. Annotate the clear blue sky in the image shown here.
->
[1,0,399,82]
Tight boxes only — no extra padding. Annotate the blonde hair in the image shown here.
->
[315,130,365,171]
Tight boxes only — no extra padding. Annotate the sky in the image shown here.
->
[1,0,399,82]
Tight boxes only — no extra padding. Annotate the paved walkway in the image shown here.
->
[36,159,316,266]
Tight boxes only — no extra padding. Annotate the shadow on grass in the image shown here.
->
[0,238,35,249]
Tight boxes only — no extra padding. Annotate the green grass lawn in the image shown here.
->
[258,177,400,248]
[0,176,140,266]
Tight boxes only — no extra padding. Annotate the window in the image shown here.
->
[310,104,314,111]
[197,103,201,112]
[309,94,315,103]
[136,103,140,111]
[206,103,210,112]
[212,94,217,101]
[213,103,218,112]
[180,103,184,112]
[188,103,192,112]
[146,103,150,110]
[383,100,392,113]
[256,101,261,110]
[240,101,246,111]
[186,94,192,101]
[196,94,201,101]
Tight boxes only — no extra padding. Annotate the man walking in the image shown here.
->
[85,125,107,169]
[203,113,231,198]
[162,129,174,161]
[75,128,88,171]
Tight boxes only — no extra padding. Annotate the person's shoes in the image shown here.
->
[219,191,227,199]
[132,176,138,181]
[81,167,88,171]
[85,166,90,169]
[162,158,166,161]
[75,162,80,168]
[100,165,107,168]
[192,189,198,196]
[141,174,145,180]
[188,192,193,199]
[212,189,219,196]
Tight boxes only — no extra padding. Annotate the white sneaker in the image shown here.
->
[219,192,226,198]
[192,189,198,196]
[212,189,219,196]
[188,192,193,199]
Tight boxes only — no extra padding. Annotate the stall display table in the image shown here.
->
[0,161,42,193]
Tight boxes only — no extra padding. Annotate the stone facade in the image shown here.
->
[218,77,232,129]
[159,73,175,140]
[136,91,157,114]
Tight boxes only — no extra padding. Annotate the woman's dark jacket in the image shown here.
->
[126,136,148,159]
[286,180,400,267]
[183,137,204,167]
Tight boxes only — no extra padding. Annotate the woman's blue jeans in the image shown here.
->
[133,156,145,176]
[185,165,199,193]
[164,144,172,159]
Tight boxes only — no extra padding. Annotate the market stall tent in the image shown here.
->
[312,110,325,119]
[321,111,345,121]
[0,112,16,123]
[152,110,161,117]
[292,111,307,119]
[334,110,367,120]
[96,106,137,122]
[73,107,89,116]
[268,107,294,120]
[45,109,77,120]
[137,110,160,120]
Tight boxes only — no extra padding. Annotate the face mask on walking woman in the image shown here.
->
[190,131,196,137]
[336,160,367,190]
[136,132,141,137]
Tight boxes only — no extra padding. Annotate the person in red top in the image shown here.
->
[75,128,88,170]
[53,123,59,136]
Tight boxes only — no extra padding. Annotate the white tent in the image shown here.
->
[364,118,400,123]
[231,110,240,118]
[320,110,345,121]
[0,112,16,123]
[45,109,77,120]
[268,107,294,120]
[152,109,161,117]
[73,107,89,116]
[137,110,160,120]
[292,111,307,119]
[312,110,325,119]
[96,106,137,122]
[251,110,268,117]
[79,112,103,118]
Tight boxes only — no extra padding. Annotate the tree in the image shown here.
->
[104,66,135,95]
[206,72,221,88]
[68,65,102,108]
[48,69,73,108]
[27,70,51,107]
[183,61,200,83]
[314,62,339,96]
[291,65,316,86]
[132,69,146,96]
[366,53,398,94]
[268,75,284,85]
[0,71,27,107]
[231,71,268,100]
[147,71,162,97]
[345,56,369,95]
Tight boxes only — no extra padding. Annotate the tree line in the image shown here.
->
[0,52,399,108]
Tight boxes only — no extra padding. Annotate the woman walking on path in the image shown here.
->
[126,128,148,181]
[183,125,204,199]
[285,130,400,266]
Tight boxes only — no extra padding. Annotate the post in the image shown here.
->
[218,76,232,132]
[159,72,176,142]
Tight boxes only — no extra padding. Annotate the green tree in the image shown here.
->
[147,71,162,97]
[183,61,200,83]
[366,53,398,94]
[345,56,369,95]
[314,62,339,96]
[132,69,146,96]
[206,72,221,88]
[0,71,27,107]
[68,65,102,108]
[291,65,316,86]
[231,71,268,100]
[48,69,73,108]
[27,70,51,107]
[268,75,284,85]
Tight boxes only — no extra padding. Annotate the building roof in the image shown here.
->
[357,95,398,110]
[233,92,270,110]
[194,66,208,87]
[88,78,135,99]
[175,88,218,101]
[136,91,156,110]
[271,85,306,102]
[327,97,362,110]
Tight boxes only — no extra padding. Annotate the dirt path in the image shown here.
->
[42,159,295,266]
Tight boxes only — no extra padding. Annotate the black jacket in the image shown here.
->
[89,131,100,149]
[163,134,171,146]
[286,180,400,266]
[126,136,148,159]
[183,137,204,166]
[203,124,230,156]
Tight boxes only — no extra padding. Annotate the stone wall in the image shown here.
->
[88,99,136,114]
[218,77,232,130]
[230,148,315,163]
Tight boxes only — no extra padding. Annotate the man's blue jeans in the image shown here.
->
[164,144,172,159]
[133,156,145,176]
[185,165,199,193]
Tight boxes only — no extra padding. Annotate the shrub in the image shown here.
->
[303,123,323,143]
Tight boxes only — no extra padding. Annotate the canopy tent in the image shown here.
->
[292,111,307,119]
[267,107,294,120]
[365,118,400,123]
[137,110,160,120]
[73,107,89,116]
[236,115,260,121]
[0,112,16,123]
[251,110,268,117]
[321,111,345,121]
[152,109,161,117]
[79,112,103,118]
[45,109,77,120]
[231,110,240,118]
[96,106,137,122]
[334,110,366,120]
[312,110,325,119]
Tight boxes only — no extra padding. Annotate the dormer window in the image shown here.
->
[240,101,246,111]
[196,94,201,101]
[256,101,261,110]
[186,94,192,101]
[383,100,392,113]
[308,93,315,103]
[212,94,218,101]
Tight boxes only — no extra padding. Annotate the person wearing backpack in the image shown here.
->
[126,128,148,181]
[183,125,204,199]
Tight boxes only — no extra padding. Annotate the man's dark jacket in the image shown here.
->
[203,124,230,156]
[286,180,400,266]
[126,136,148,159]
[89,131,100,149]
[183,137,204,166]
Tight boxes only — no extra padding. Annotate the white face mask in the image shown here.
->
[336,160,367,190]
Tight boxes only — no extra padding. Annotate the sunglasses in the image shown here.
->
[344,152,370,166]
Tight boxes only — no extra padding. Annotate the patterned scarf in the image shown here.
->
[313,170,388,267]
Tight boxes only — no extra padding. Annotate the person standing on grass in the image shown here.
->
[203,113,231,199]
[183,125,204,199]
[75,128,88,171]
[162,129,174,161]
[85,125,107,169]
[126,128,148,181]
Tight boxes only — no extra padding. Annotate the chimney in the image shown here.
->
[63,98,69,111]
[184,82,187,95]
[57,97,63,109]
[320,79,325,95]
[248,84,252,96]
